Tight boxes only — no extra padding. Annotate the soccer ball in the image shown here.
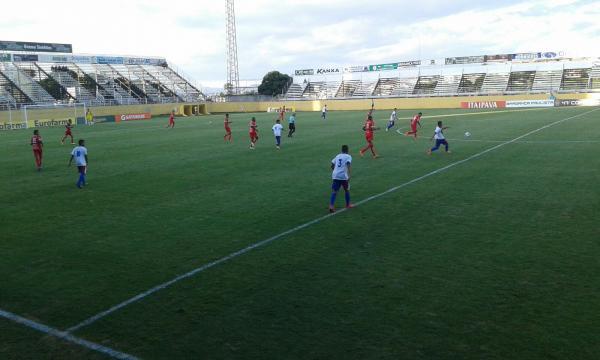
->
[464,131,471,137]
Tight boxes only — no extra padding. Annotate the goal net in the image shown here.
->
[22,103,87,129]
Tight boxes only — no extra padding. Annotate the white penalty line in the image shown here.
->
[0,308,138,360]
[66,107,599,334]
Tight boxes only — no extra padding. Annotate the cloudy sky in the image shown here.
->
[1,0,598,91]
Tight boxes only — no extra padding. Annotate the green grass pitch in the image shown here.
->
[1,107,599,359]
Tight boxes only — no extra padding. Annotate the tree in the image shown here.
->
[258,71,292,96]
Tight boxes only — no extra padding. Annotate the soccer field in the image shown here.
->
[1,107,599,359]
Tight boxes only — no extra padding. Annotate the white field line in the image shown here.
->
[447,139,600,144]
[0,308,138,360]
[65,107,599,334]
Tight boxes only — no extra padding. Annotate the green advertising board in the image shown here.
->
[368,63,398,71]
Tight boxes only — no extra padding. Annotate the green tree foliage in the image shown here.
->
[258,71,292,96]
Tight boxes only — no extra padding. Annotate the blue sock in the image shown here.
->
[330,192,337,207]
[345,191,351,205]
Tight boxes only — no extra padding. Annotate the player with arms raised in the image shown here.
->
[249,117,259,149]
[359,115,379,158]
[329,144,353,213]
[405,112,423,139]
[224,113,232,142]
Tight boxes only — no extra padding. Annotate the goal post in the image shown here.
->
[22,103,87,129]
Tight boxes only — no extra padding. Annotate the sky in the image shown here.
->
[1,0,598,92]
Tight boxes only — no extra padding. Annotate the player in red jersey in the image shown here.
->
[31,129,43,171]
[278,106,286,122]
[249,117,259,149]
[61,119,74,145]
[405,112,423,139]
[359,115,379,158]
[166,111,175,128]
[224,113,233,142]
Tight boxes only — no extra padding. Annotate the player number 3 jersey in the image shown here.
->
[331,154,352,180]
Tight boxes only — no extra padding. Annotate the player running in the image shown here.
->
[224,113,232,142]
[427,121,451,155]
[249,117,259,149]
[61,119,74,145]
[329,144,353,213]
[287,112,296,137]
[166,111,175,128]
[359,115,379,158]
[386,108,398,131]
[405,112,423,139]
[31,129,43,171]
[321,104,328,120]
[272,119,284,150]
[68,139,88,189]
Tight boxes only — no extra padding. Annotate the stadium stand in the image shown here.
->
[285,56,599,99]
[0,62,56,104]
[0,49,204,108]
[413,75,440,95]
[458,73,485,93]
[590,66,600,89]
[335,80,360,97]
[506,71,536,92]
[531,70,563,92]
[561,68,590,90]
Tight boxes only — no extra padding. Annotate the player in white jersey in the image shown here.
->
[386,108,398,131]
[272,119,284,149]
[427,121,451,155]
[68,139,88,188]
[321,104,328,120]
[329,144,353,213]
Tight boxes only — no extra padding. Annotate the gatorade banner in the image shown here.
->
[115,113,152,123]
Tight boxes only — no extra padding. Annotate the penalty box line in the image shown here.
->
[65,107,599,334]
[0,308,138,360]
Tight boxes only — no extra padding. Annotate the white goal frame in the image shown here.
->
[22,103,87,129]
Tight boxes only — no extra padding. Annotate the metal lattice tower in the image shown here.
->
[225,0,240,94]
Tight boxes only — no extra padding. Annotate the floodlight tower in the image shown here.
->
[225,0,240,94]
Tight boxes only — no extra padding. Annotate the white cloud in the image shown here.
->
[0,0,597,91]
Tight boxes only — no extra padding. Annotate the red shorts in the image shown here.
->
[411,124,417,132]
[366,132,374,142]
[225,127,231,133]
[65,131,72,136]
[249,131,257,138]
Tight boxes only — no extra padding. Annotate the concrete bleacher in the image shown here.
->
[353,80,378,97]
[413,76,439,95]
[506,71,536,92]
[480,73,510,94]
[335,80,360,97]
[531,70,563,92]
[0,62,56,104]
[458,73,485,93]
[0,51,204,107]
[285,56,599,100]
[590,66,600,89]
[561,68,590,91]
[434,75,461,95]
